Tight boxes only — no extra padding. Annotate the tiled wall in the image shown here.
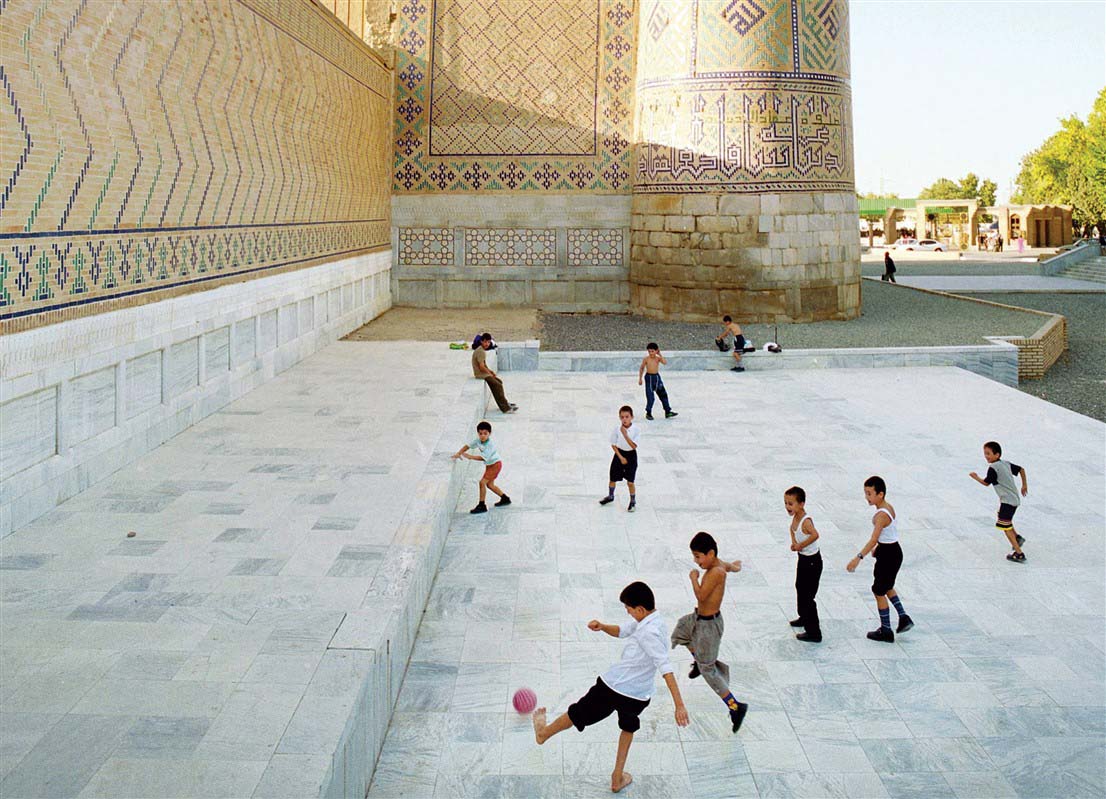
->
[0,252,392,537]
[0,0,391,332]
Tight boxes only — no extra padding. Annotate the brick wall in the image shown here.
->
[0,0,392,332]
[1008,314,1068,381]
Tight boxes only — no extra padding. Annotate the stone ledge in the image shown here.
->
[496,341,1019,386]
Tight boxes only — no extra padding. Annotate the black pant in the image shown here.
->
[795,552,822,634]
[643,373,670,414]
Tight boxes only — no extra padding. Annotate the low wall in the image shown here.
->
[496,341,1020,387]
[1039,238,1099,276]
[0,252,392,537]
[995,313,1068,380]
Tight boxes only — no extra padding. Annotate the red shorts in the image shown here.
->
[482,461,502,481]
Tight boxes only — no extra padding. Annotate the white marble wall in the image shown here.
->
[0,251,392,538]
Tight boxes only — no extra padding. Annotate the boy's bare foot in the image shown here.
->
[612,772,633,793]
[532,707,547,744]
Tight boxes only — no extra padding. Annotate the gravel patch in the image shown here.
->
[538,280,1045,352]
[961,292,1106,422]
[861,258,1044,277]
[345,307,538,342]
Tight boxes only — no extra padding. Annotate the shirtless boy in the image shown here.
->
[716,316,746,372]
[638,343,677,420]
[671,531,749,732]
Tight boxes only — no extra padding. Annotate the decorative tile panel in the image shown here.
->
[0,0,391,330]
[394,0,636,192]
[398,228,454,265]
[568,228,624,266]
[464,229,557,266]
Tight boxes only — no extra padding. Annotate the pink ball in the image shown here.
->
[512,687,537,714]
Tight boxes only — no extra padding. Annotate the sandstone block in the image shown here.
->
[778,195,814,214]
[757,215,773,234]
[760,194,780,215]
[682,194,719,216]
[665,215,695,232]
[697,215,737,233]
[719,195,760,216]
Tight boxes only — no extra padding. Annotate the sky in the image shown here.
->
[850,0,1106,202]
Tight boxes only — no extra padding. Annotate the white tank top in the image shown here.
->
[876,507,899,544]
[793,514,819,555]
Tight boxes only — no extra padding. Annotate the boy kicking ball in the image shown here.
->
[532,581,689,793]
[452,420,510,514]
[970,440,1029,563]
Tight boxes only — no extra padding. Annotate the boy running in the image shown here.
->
[452,420,511,514]
[671,532,749,733]
[532,581,689,794]
[847,476,913,642]
[599,405,640,512]
[715,315,746,372]
[638,343,677,420]
[970,440,1028,563]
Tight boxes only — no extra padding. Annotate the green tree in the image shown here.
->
[1013,88,1106,232]
[918,172,996,205]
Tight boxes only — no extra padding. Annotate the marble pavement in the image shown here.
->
[0,343,477,798]
[368,366,1105,799]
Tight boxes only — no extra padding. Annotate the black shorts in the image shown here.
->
[996,503,1018,529]
[609,449,638,483]
[567,678,650,733]
[871,541,902,596]
[734,335,746,350]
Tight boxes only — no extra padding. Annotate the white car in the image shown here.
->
[891,238,945,252]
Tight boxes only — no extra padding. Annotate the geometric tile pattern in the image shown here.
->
[393,0,636,192]
[695,0,794,74]
[464,229,557,266]
[398,228,455,266]
[0,0,391,329]
[568,228,624,266]
[1,221,389,327]
[429,0,599,155]
[798,0,850,77]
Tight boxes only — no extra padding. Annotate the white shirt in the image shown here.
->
[793,514,819,556]
[601,612,673,701]
[876,507,899,544]
[609,423,641,450]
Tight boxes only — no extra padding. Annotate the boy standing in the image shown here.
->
[452,420,511,514]
[638,343,677,420]
[471,333,518,414]
[671,532,749,733]
[969,440,1028,563]
[716,315,746,372]
[599,405,640,512]
[532,581,689,794]
[847,476,913,642]
[786,486,823,643]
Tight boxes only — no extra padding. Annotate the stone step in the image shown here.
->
[1060,257,1106,284]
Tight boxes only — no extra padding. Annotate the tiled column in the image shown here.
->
[630,0,861,322]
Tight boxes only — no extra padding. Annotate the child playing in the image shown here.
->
[847,476,913,642]
[599,405,640,512]
[716,315,746,372]
[532,581,689,794]
[452,420,511,514]
[671,532,749,733]
[970,440,1028,563]
[638,343,677,421]
[786,486,823,643]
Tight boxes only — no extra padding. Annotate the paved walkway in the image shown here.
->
[0,343,471,798]
[368,367,1105,799]
[889,276,1105,294]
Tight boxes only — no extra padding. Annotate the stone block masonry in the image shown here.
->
[630,192,862,321]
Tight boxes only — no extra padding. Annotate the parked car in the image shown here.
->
[914,239,945,252]
[890,238,917,250]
